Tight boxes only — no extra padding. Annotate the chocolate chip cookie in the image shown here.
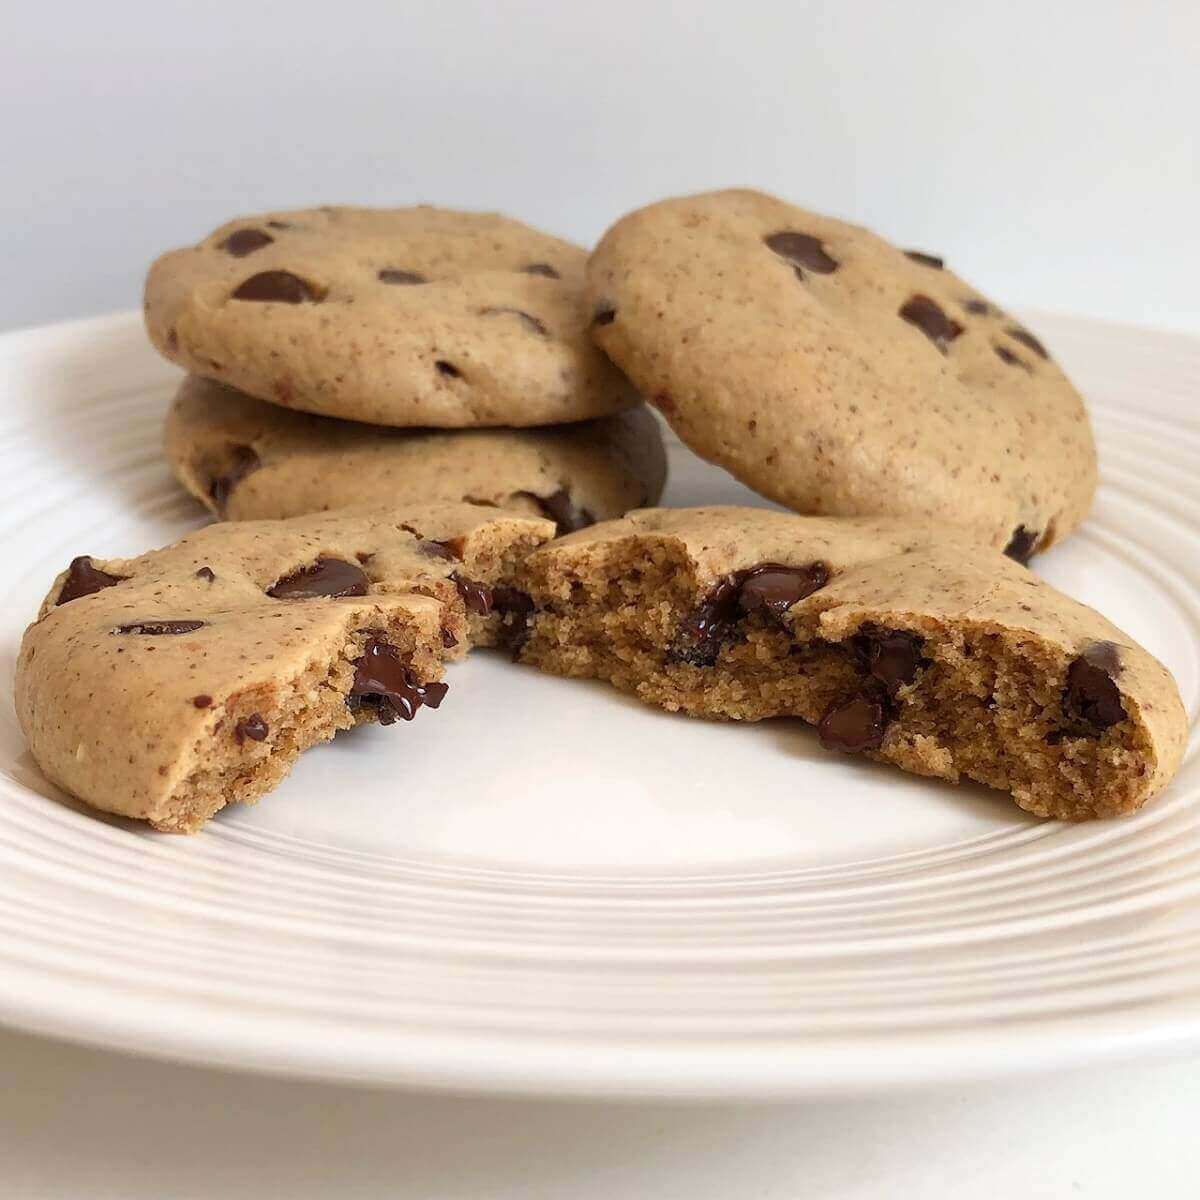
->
[15,503,554,832]
[165,375,667,529]
[146,205,639,428]
[514,507,1185,819]
[586,189,1098,559]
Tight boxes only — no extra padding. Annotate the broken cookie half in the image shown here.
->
[514,507,1187,820]
[16,503,554,832]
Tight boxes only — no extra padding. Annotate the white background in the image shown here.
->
[2,0,1197,333]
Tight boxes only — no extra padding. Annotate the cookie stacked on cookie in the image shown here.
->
[13,191,1184,834]
[145,206,668,531]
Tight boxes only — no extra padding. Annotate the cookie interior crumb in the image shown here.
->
[517,537,1158,820]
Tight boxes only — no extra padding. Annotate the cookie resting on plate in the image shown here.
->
[165,375,667,530]
[15,503,554,832]
[586,189,1098,559]
[513,507,1186,820]
[145,205,640,428]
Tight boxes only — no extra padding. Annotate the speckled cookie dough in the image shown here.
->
[586,189,1098,559]
[514,507,1185,819]
[164,375,668,530]
[15,503,554,832]
[145,205,640,428]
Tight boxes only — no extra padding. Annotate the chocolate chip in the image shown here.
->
[219,229,274,257]
[235,713,269,742]
[737,562,830,624]
[1004,526,1040,564]
[851,628,925,695]
[818,694,888,754]
[452,574,493,616]
[523,488,595,535]
[195,566,216,582]
[491,586,534,617]
[899,294,964,353]
[491,587,536,657]
[994,344,1030,370]
[592,305,616,327]
[764,231,838,276]
[441,627,458,649]
[418,539,458,561]
[56,556,125,606]
[378,268,426,285]
[231,271,322,303]
[1082,640,1123,674]
[435,361,461,378]
[1062,655,1126,732]
[266,220,294,230]
[1006,327,1048,359]
[963,298,992,315]
[671,562,831,664]
[669,577,743,667]
[193,695,213,708]
[521,262,560,279]
[904,249,944,269]
[479,306,548,335]
[116,620,206,635]
[268,558,369,600]
[209,445,261,515]
[348,638,448,725]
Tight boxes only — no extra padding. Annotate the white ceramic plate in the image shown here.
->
[0,312,1197,1099]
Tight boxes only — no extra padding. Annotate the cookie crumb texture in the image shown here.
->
[587,189,1098,555]
[145,205,640,428]
[165,376,668,528]
[15,503,554,832]
[516,508,1186,820]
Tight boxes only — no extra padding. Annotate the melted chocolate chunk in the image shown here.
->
[904,249,944,269]
[492,586,534,617]
[669,577,743,666]
[818,694,888,754]
[764,231,839,276]
[378,268,426,285]
[671,562,832,664]
[851,628,925,695]
[452,574,493,616]
[994,344,1030,370]
[520,262,560,279]
[491,587,536,657]
[348,638,447,725]
[737,563,830,624]
[231,271,322,303]
[592,304,616,327]
[1004,526,1040,564]
[210,445,261,514]
[1006,327,1048,359]
[479,306,548,335]
[235,713,269,742]
[1062,655,1126,733]
[435,360,461,378]
[524,488,595,535]
[899,295,964,353]
[1082,640,1123,674]
[195,566,216,583]
[116,619,206,635]
[418,539,458,561]
[219,228,274,257]
[963,297,992,315]
[56,556,125,606]
[268,558,369,600]
[193,694,213,708]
